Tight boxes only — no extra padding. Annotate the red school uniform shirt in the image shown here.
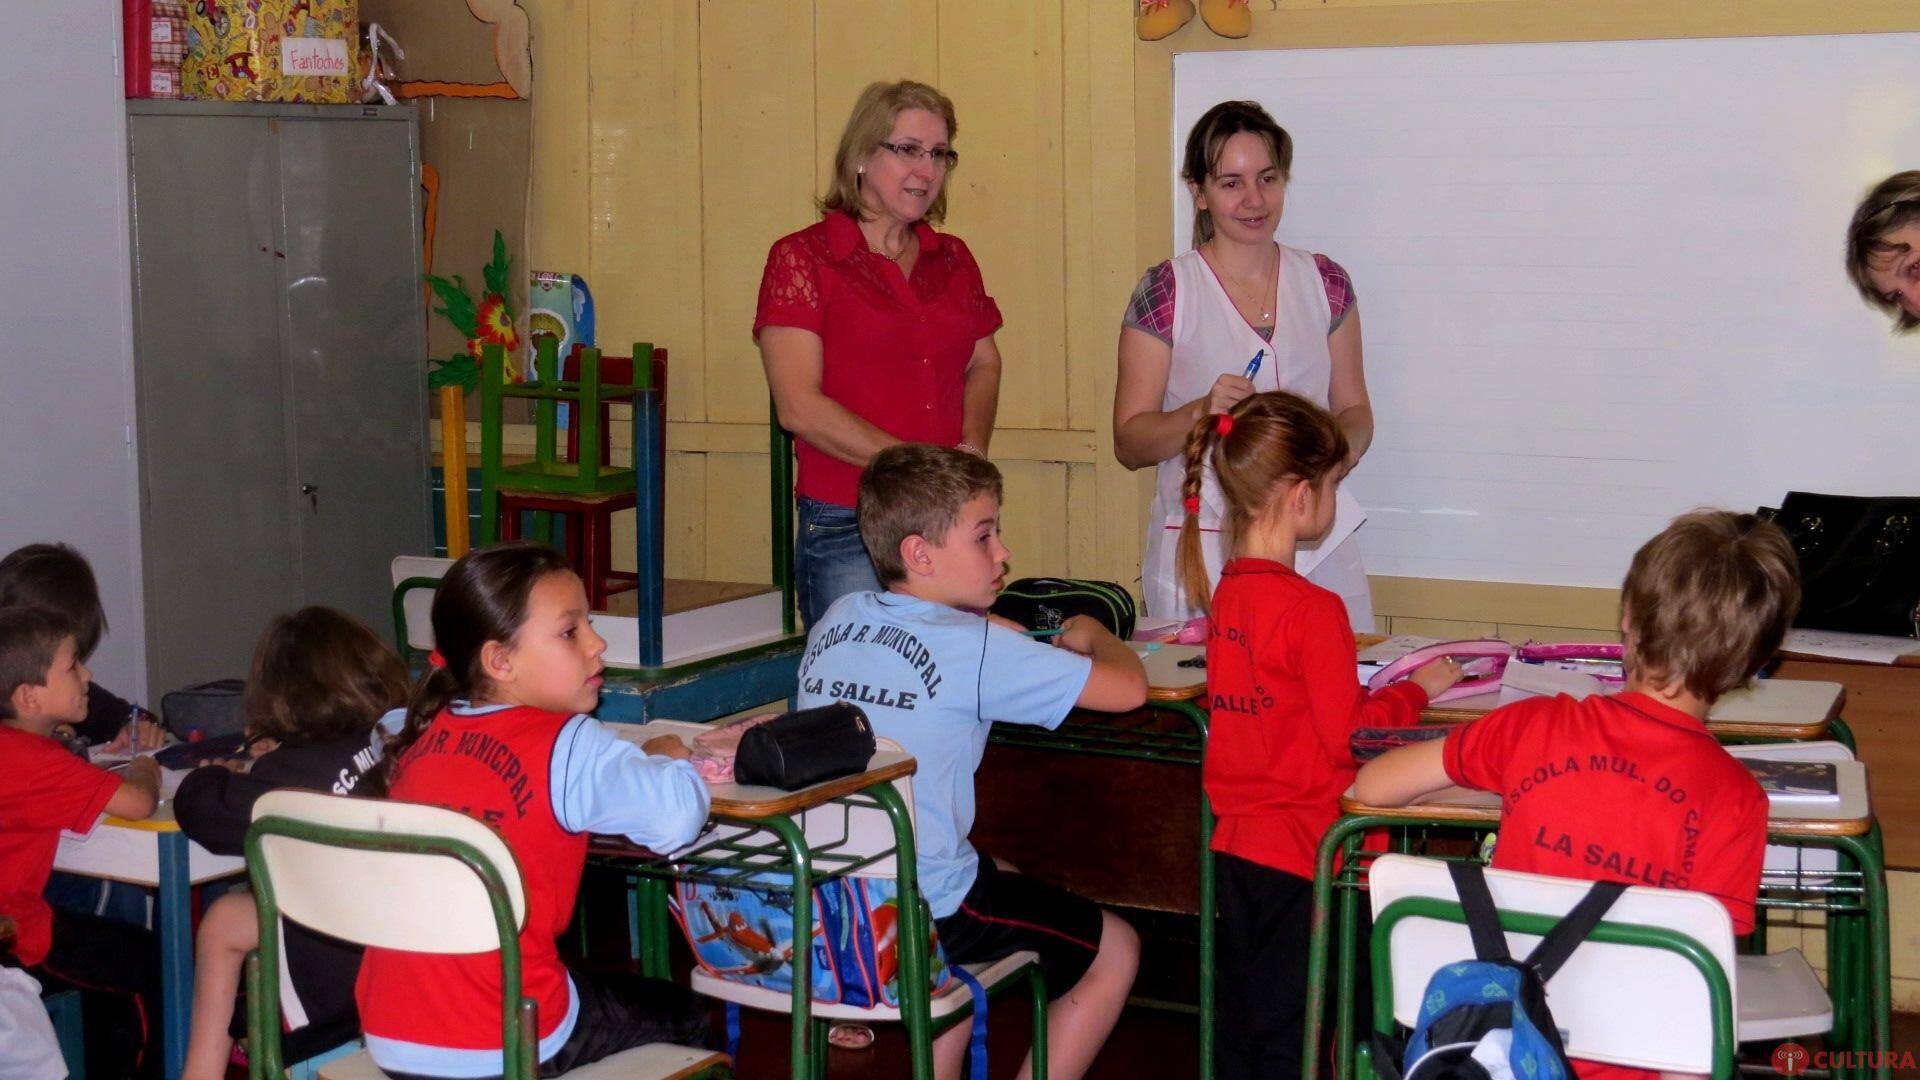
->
[1204,558,1428,880]
[0,726,122,966]
[356,705,585,1055]
[753,211,1003,508]
[1442,691,1768,933]
[1443,693,1768,1080]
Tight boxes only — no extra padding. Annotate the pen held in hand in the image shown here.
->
[1242,349,1265,380]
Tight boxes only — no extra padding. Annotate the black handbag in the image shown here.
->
[734,702,876,791]
[1764,492,1920,638]
[989,577,1137,640]
[160,678,249,740]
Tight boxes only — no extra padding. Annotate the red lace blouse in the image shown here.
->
[753,212,1003,507]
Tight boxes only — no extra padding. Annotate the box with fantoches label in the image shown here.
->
[182,0,359,103]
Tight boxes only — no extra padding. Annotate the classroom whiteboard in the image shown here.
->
[1174,35,1920,588]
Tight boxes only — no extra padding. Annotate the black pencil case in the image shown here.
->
[734,702,876,790]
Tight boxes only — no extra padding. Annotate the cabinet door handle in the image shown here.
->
[300,483,319,509]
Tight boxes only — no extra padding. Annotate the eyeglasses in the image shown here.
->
[877,140,959,170]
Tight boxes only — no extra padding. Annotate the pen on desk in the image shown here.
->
[1243,349,1265,380]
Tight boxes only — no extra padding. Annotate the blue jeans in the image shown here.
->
[795,495,880,629]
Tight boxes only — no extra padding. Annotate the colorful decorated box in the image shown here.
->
[183,0,360,103]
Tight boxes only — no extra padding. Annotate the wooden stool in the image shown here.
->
[497,488,638,611]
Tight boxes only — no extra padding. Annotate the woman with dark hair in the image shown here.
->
[1113,100,1377,628]
[756,79,1005,627]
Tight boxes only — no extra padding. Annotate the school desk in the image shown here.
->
[1417,677,1848,743]
[587,720,931,1080]
[982,650,1218,1080]
[52,778,247,1080]
[1301,764,1889,1080]
[1775,658,1920,870]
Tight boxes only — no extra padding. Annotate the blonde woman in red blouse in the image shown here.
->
[756,80,1005,628]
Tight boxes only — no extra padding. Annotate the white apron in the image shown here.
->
[1141,244,1373,628]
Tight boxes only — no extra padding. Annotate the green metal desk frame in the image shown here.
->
[590,781,1015,1080]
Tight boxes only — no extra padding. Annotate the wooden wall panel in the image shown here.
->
[587,0,706,423]
[703,452,775,584]
[997,460,1070,584]
[937,0,1068,432]
[697,3,816,427]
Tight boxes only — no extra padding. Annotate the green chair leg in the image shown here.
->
[809,1016,829,1077]
[1029,964,1050,1080]
[44,989,85,1080]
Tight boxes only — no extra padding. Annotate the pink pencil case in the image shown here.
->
[1514,642,1626,684]
[1367,639,1512,704]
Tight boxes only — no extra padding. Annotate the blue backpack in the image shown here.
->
[1373,861,1626,1080]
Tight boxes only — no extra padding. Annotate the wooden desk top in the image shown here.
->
[1776,657,1920,866]
[1339,757,1872,838]
[611,719,915,819]
[603,579,778,619]
[1132,641,1206,702]
[1416,678,1844,740]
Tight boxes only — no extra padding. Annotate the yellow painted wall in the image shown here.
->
[519,0,1920,636]
[523,0,1136,592]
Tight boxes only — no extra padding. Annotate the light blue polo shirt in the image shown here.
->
[794,591,1092,918]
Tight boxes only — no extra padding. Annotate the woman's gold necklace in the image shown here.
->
[1211,243,1277,323]
[868,232,912,262]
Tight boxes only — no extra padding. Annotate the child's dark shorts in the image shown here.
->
[932,857,1108,999]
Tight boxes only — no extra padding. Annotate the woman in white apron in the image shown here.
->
[1114,100,1376,628]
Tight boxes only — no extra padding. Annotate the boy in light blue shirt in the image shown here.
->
[796,443,1146,1080]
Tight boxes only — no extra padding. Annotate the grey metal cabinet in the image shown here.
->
[127,101,430,693]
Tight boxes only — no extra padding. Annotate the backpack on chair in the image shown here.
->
[1373,861,1626,1080]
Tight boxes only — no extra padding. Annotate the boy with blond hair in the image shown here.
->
[1355,510,1802,1080]
[796,443,1146,1080]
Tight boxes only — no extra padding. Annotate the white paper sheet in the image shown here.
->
[1782,628,1920,665]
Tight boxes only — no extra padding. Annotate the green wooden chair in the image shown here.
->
[479,339,647,609]
[243,789,730,1080]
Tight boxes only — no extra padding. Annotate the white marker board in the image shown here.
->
[1174,35,1920,587]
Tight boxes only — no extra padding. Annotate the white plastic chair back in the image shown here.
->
[1368,853,1736,1074]
[251,789,525,953]
[1731,741,1853,883]
[390,555,454,652]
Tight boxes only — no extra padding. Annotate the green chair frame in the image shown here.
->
[479,339,645,546]
[1359,896,1738,1080]
[1305,814,1891,1080]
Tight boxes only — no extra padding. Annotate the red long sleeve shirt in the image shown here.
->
[1204,558,1428,879]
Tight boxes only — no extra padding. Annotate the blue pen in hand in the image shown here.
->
[1242,349,1265,381]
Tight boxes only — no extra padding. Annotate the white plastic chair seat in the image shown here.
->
[1736,948,1833,1042]
[318,1043,728,1080]
[690,949,1039,1023]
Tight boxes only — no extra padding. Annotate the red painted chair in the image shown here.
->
[482,340,660,610]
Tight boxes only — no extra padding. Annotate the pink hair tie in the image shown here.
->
[1216,413,1234,436]
[428,649,447,669]
[1184,495,1201,515]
